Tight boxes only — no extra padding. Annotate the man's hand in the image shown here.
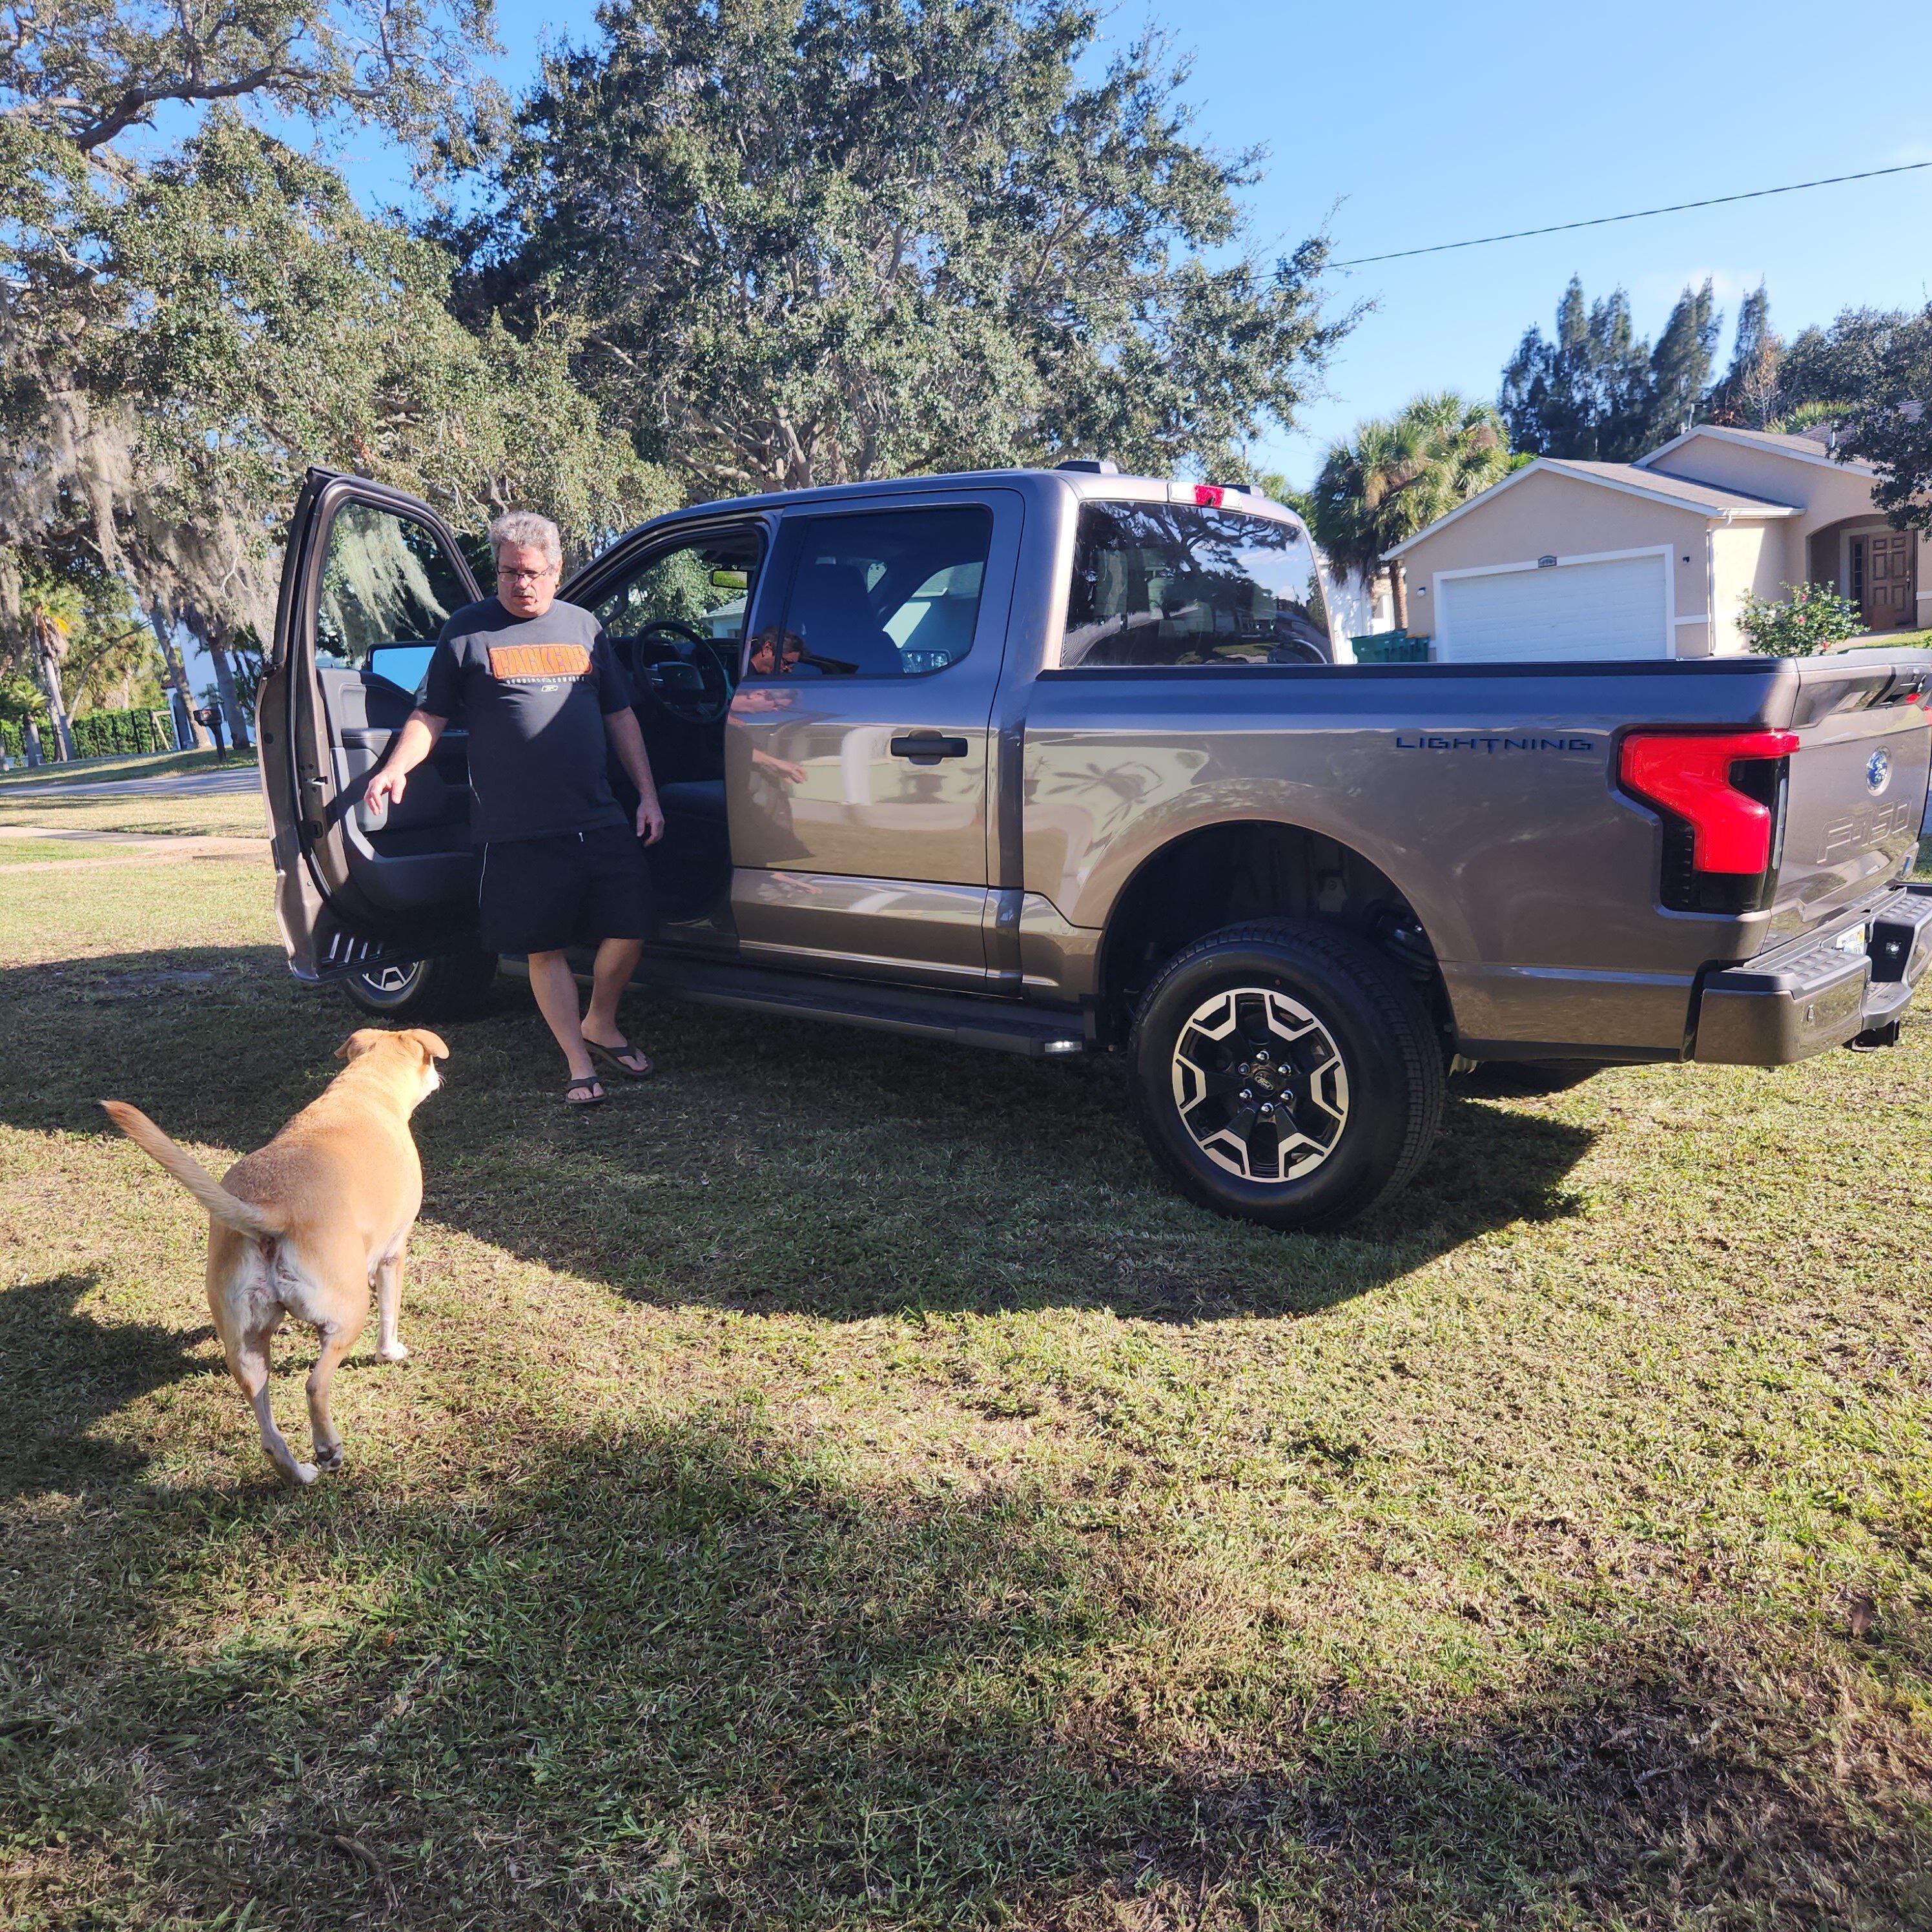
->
[364,711,446,818]
[636,796,666,845]
[365,763,409,813]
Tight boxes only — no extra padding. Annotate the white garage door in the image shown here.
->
[1437,551,1670,663]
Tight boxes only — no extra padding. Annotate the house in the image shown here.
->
[1381,425,1922,662]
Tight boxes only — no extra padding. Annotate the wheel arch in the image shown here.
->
[1094,819,1447,1046]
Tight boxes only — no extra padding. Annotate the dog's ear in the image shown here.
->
[334,1029,385,1063]
[406,1029,451,1064]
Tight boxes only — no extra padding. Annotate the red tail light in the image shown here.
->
[1619,730,1799,875]
[1192,484,1226,508]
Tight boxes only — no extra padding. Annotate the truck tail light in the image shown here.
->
[1619,730,1799,912]
[1192,484,1226,508]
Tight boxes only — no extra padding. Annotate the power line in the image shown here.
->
[1330,160,1932,268]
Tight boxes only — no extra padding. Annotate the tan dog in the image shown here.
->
[101,1028,448,1485]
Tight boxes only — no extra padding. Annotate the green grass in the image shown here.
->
[0,788,266,839]
[3,857,1930,1929]
[0,747,236,788]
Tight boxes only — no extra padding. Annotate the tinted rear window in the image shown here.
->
[1062,502,1331,668]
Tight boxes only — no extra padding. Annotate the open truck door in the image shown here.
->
[258,469,498,1016]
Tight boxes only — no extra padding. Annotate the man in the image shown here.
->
[364,510,666,1107]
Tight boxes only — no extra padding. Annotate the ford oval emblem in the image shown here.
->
[1867,748,1892,794]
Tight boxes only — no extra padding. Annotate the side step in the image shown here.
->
[633,957,1091,1057]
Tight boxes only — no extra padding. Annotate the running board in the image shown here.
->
[632,958,1091,1056]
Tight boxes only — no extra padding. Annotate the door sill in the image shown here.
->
[642,958,1089,1056]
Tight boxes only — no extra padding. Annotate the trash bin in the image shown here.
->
[1350,632,1432,664]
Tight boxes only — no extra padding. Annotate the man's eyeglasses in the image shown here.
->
[498,564,558,582]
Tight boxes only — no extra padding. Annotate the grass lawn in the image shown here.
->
[0,787,266,840]
[3,854,1929,1929]
[0,747,238,789]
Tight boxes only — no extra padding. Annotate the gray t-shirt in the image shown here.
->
[424,596,633,845]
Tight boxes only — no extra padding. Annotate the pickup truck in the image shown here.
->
[257,464,1932,1231]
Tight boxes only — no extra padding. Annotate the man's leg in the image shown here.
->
[527,949,597,1086]
[582,936,645,1053]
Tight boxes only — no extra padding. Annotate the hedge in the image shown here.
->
[0,719,22,761]
[69,708,178,759]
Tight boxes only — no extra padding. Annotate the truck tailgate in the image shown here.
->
[1769,653,1932,938]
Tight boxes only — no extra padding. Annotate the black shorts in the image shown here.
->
[477,826,653,956]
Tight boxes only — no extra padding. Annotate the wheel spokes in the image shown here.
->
[1169,985,1350,1184]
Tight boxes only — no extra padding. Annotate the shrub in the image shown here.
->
[0,718,23,761]
[1737,581,1865,657]
[69,708,175,759]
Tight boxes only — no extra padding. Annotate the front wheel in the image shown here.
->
[340,945,499,1022]
[1127,920,1444,1232]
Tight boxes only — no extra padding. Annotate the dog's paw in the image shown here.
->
[375,1339,411,1364]
[290,1461,319,1486]
[313,1440,345,1474]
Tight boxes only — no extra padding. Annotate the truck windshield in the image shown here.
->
[1062,502,1331,667]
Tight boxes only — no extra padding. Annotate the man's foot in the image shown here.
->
[582,1033,655,1080]
[563,1074,606,1107]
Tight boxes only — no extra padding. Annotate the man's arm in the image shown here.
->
[605,708,664,845]
[364,710,447,812]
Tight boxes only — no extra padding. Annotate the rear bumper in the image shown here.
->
[1690,883,1932,1064]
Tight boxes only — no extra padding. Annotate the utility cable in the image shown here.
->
[1331,160,1932,268]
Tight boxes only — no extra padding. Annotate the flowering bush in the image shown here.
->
[1737,581,1866,657]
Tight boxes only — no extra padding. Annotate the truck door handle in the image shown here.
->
[890,734,969,765]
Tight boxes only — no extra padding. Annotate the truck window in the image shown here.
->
[1062,502,1331,668]
[754,507,992,677]
[314,501,467,671]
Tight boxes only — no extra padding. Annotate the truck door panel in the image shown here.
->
[264,472,484,977]
[724,490,1022,984]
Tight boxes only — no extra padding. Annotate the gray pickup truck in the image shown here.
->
[258,464,1932,1229]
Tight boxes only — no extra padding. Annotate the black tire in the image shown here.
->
[1126,919,1444,1232]
[340,945,499,1023]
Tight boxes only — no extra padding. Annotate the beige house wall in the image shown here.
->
[1708,522,1782,655]
[1395,468,1713,652]
[1643,434,1878,588]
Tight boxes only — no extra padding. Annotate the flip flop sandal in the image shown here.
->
[563,1075,606,1107]
[584,1038,655,1081]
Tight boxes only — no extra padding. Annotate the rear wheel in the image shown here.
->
[1127,919,1444,1231]
[340,945,498,1022]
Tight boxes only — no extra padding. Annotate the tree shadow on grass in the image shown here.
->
[0,1271,216,1501]
[5,1417,1925,1929]
[4,944,1600,1324]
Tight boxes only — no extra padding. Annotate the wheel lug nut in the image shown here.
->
[1255,1050,1270,1064]
[1237,1062,1251,1076]
[1238,1087,1253,1103]
[1259,1102,1274,1118]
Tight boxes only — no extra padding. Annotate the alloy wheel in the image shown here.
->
[1169,985,1350,1182]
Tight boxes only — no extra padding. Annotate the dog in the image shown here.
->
[101,1027,449,1485]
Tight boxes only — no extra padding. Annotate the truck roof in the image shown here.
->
[670,467,1302,523]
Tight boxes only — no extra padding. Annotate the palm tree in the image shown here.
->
[19,576,83,762]
[1308,393,1514,631]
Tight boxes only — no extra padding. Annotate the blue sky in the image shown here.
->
[322,0,1932,495]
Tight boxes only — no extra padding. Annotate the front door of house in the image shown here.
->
[1853,529,1916,631]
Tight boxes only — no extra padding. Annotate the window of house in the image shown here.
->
[1061,502,1332,668]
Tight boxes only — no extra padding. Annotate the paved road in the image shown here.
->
[1,763,260,799]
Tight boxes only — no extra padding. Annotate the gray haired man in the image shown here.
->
[365,511,666,1107]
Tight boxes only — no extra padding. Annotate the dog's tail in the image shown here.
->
[99,1100,286,1242]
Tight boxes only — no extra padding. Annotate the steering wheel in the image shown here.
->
[635,619,734,726]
